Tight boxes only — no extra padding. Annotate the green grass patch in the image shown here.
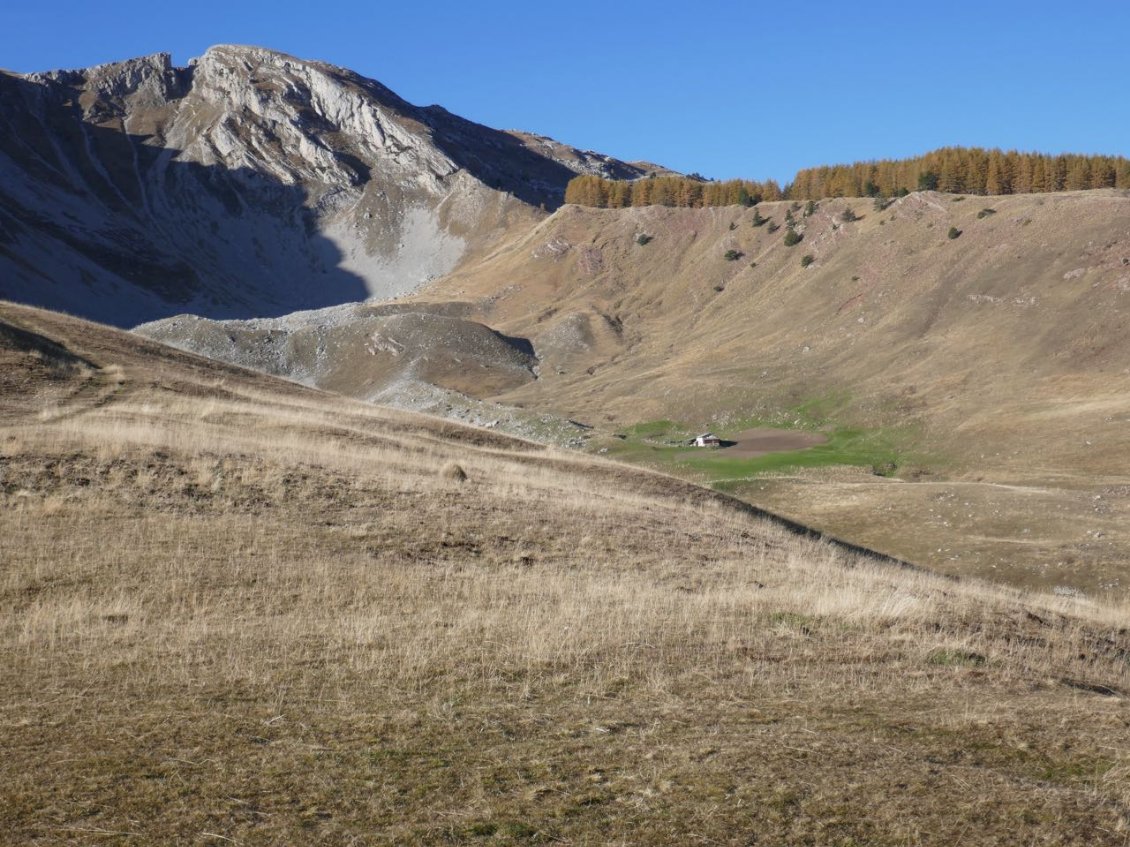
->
[602,408,911,487]
[790,391,854,424]
[694,427,902,484]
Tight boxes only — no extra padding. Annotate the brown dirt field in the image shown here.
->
[721,427,828,458]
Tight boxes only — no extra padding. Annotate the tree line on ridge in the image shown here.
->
[565,147,1130,207]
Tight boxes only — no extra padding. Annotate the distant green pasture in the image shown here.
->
[602,408,912,486]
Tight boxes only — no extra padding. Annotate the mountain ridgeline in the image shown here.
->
[0,46,656,326]
[565,147,1130,207]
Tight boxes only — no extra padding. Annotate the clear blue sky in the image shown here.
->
[3,0,1126,184]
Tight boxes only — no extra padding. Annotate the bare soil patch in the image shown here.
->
[719,427,828,458]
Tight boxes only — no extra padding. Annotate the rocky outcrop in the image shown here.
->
[0,45,656,326]
[135,301,539,399]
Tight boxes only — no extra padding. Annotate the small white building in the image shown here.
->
[693,433,721,447]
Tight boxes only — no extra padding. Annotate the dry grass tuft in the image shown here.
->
[440,460,469,483]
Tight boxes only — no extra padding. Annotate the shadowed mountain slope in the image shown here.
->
[0,46,656,326]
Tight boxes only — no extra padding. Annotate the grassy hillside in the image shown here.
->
[3,301,1130,844]
[417,189,1130,593]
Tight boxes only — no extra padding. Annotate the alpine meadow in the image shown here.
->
[3,28,1130,847]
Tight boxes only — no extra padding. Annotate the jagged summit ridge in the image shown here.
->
[175,45,452,190]
[0,45,658,326]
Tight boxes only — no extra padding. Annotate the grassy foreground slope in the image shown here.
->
[423,189,1130,592]
[3,301,1130,844]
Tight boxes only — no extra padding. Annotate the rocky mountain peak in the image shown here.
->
[26,52,184,113]
[0,46,665,327]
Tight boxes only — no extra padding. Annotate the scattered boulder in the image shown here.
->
[440,462,468,483]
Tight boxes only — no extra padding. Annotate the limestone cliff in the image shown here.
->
[0,45,653,325]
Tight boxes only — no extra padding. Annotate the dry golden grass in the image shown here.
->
[134,192,1130,593]
[410,191,1130,592]
[3,301,1130,845]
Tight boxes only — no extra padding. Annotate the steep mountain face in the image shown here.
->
[0,46,653,326]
